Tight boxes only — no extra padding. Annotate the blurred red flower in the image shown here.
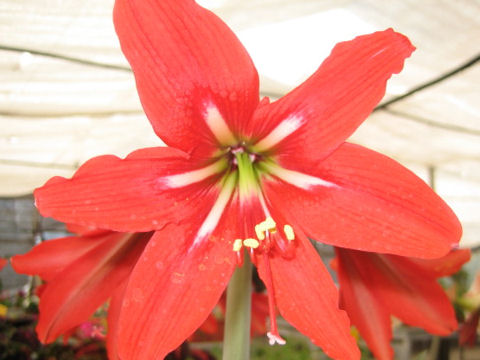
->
[11,227,151,359]
[0,258,7,271]
[333,248,470,359]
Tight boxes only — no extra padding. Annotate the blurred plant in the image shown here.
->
[332,248,471,359]
[458,270,480,346]
[0,285,106,360]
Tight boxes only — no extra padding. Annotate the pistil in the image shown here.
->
[261,250,286,346]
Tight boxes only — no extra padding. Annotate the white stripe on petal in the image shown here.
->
[162,160,226,188]
[254,114,306,151]
[191,175,236,249]
[204,103,237,145]
[268,165,338,190]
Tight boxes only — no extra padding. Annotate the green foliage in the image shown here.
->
[251,337,313,359]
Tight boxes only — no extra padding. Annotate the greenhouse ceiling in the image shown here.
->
[0,0,479,247]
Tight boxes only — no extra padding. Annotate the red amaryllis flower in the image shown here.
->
[11,227,152,360]
[333,248,471,360]
[33,0,461,359]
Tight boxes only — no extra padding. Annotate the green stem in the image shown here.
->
[222,252,253,360]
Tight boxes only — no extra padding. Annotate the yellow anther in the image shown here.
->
[263,217,276,231]
[255,224,266,240]
[233,239,243,252]
[283,224,295,241]
[243,238,260,249]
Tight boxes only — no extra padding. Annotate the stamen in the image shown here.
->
[233,239,244,267]
[243,238,260,249]
[255,224,266,240]
[283,224,295,241]
[235,250,244,267]
[233,239,243,252]
[263,217,276,233]
[255,217,277,241]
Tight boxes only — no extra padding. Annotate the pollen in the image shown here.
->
[263,217,276,232]
[255,224,266,240]
[255,217,277,240]
[283,224,295,241]
[233,238,243,252]
[243,238,260,249]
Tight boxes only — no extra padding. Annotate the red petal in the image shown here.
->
[0,258,7,271]
[36,232,150,343]
[264,143,461,258]
[114,0,259,158]
[66,223,108,236]
[117,221,237,360]
[336,248,394,360]
[251,29,414,171]
[106,280,128,360]
[126,146,190,160]
[34,148,220,232]
[256,236,360,360]
[342,249,457,335]
[11,235,99,281]
[379,254,458,334]
[409,249,471,277]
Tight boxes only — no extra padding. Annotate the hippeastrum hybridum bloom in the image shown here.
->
[333,248,471,360]
[33,0,462,359]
